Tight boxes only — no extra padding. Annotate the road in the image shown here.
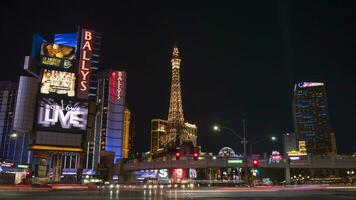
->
[0,186,356,200]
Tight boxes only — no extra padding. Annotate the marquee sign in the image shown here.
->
[37,97,88,132]
[110,71,127,102]
[77,29,93,99]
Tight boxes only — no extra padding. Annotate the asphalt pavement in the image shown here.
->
[0,186,356,200]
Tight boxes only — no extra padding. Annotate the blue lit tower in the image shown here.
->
[292,82,334,155]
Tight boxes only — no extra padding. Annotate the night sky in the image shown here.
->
[1,1,355,155]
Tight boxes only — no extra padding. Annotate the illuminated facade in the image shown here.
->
[292,82,333,155]
[122,108,130,159]
[8,27,102,183]
[159,43,198,150]
[92,69,127,164]
[151,119,167,154]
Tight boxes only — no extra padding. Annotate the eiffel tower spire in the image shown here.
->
[159,42,186,148]
[168,42,184,124]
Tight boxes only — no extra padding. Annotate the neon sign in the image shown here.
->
[77,29,93,99]
[297,82,324,88]
[110,71,125,102]
[117,71,122,100]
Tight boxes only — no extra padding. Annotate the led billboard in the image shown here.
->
[40,69,76,97]
[40,42,75,69]
[37,97,88,133]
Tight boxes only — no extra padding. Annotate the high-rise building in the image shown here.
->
[153,43,198,154]
[0,81,17,161]
[90,69,127,166]
[151,119,168,154]
[292,82,333,155]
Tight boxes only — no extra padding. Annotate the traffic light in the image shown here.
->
[175,151,181,160]
[193,152,198,161]
[252,160,259,167]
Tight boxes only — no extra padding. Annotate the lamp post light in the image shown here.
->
[249,136,277,155]
[213,119,248,182]
[9,132,18,162]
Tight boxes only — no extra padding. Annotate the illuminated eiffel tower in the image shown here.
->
[160,42,197,150]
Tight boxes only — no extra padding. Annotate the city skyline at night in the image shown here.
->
[0,1,355,155]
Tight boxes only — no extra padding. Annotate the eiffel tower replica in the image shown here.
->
[158,42,198,152]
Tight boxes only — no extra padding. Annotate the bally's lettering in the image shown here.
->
[117,72,122,100]
[78,30,93,97]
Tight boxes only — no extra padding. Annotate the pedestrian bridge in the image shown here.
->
[122,156,356,172]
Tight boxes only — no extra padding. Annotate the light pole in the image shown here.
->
[10,133,18,161]
[213,125,247,156]
[213,120,248,182]
[249,136,277,155]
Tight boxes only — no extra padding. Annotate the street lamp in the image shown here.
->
[250,136,277,155]
[212,124,247,157]
[213,120,248,181]
[213,125,220,131]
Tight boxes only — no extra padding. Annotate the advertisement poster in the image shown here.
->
[40,42,75,69]
[40,69,76,97]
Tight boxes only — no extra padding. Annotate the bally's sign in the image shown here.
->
[77,29,101,99]
[37,98,88,132]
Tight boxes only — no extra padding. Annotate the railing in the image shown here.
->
[122,155,356,171]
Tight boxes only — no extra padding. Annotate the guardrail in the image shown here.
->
[122,156,356,171]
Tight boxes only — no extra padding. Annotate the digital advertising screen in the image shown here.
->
[40,69,76,97]
[40,42,76,69]
[36,97,88,133]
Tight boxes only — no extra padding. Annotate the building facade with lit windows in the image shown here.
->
[89,69,127,167]
[292,82,334,155]
[0,81,18,162]
[150,119,197,156]
[151,119,168,155]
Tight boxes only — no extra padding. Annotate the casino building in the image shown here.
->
[85,69,128,173]
[292,82,335,155]
[13,27,101,183]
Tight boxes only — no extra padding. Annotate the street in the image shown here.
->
[0,186,356,200]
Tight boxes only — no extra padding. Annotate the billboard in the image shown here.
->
[40,69,76,97]
[40,42,75,69]
[37,97,88,133]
